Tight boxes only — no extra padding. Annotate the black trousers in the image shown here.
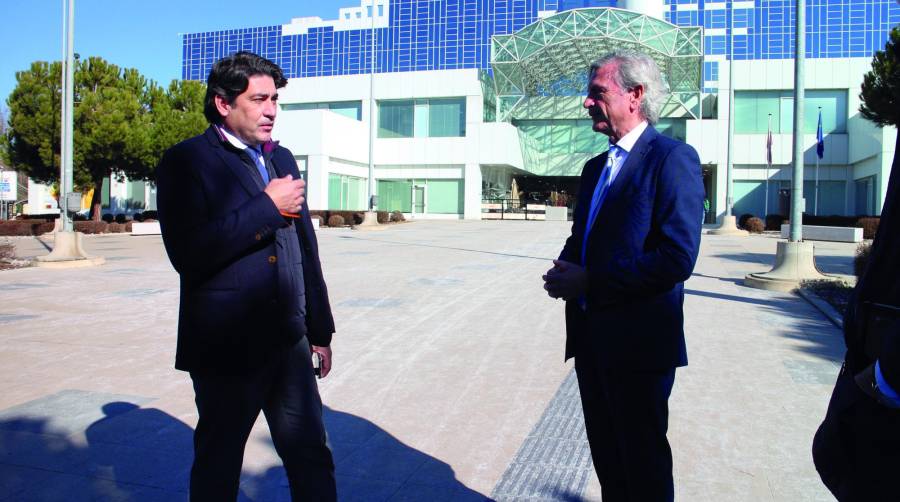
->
[813,369,900,501]
[575,358,676,502]
[189,338,336,501]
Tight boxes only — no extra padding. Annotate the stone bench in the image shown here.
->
[779,224,863,243]
[544,206,568,221]
[131,221,161,236]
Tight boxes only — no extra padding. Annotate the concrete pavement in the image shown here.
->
[0,223,852,500]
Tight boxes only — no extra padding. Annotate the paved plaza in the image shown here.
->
[0,221,855,501]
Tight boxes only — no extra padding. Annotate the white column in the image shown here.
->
[306,155,329,210]
[463,163,482,220]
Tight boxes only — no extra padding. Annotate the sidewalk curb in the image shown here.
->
[797,287,844,330]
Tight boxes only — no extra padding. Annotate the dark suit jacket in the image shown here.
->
[560,126,704,370]
[156,126,335,373]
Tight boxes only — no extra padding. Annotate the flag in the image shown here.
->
[816,110,825,159]
[766,121,773,166]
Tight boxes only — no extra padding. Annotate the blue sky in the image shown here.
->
[1,0,359,111]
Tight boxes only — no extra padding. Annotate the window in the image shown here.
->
[734,90,847,134]
[376,178,463,214]
[378,98,466,138]
[378,100,415,138]
[281,101,362,121]
[328,173,367,210]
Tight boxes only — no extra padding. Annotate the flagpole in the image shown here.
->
[815,106,821,216]
[766,113,771,218]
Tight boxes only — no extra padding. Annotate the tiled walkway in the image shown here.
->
[0,223,852,500]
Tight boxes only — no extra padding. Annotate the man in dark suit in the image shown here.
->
[156,51,337,501]
[543,50,704,501]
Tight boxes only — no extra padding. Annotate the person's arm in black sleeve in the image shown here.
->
[156,145,286,281]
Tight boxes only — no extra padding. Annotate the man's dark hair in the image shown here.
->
[203,51,288,124]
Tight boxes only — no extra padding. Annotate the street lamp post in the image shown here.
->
[360,0,379,226]
[744,0,833,291]
[35,0,104,267]
[709,3,748,236]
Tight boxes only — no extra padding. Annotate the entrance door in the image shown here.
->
[412,185,426,215]
[778,188,791,217]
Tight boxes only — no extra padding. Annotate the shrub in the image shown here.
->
[855,217,880,239]
[390,210,405,222]
[19,213,59,220]
[376,211,390,223]
[101,214,114,223]
[133,212,145,222]
[73,213,88,221]
[114,213,128,224]
[744,217,765,233]
[737,213,754,229]
[854,241,873,278]
[142,210,158,220]
[327,214,345,227]
[75,221,109,234]
[765,214,788,231]
[310,214,324,227]
[0,221,55,236]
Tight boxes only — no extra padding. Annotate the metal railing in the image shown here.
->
[481,198,549,220]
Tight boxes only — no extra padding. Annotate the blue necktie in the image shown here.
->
[581,146,618,266]
[248,147,270,185]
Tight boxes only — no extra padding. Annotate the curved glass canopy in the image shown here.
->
[489,8,703,123]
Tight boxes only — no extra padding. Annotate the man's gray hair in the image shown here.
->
[590,50,669,125]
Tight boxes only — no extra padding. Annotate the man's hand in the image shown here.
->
[311,345,332,378]
[542,259,588,301]
[264,175,305,214]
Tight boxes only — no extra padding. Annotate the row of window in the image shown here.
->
[283,97,468,138]
[734,89,847,134]
[326,174,464,214]
[282,89,846,138]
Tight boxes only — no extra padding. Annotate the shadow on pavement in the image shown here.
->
[686,286,846,365]
[0,402,486,501]
[712,252,853,276]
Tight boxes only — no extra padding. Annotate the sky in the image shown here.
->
[1,0,360,112]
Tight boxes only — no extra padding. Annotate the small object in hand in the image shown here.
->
[313,352,323,378]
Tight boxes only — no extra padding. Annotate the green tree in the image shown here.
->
[5,57,206,220]
[149,79,207,167]
[4,61,62,185]
[860,26,900,128]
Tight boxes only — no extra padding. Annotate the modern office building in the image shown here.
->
[174,0,897,220]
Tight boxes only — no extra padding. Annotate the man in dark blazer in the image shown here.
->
[156,52,337,501]
[543,50,704,501]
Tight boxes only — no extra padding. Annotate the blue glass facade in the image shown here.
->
[183,0,900,81]
[666,0,900,60]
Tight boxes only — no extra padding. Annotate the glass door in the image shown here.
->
[412,185,426,215]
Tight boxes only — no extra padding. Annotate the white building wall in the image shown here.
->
[687,57,895,218]
[274,69,515,219]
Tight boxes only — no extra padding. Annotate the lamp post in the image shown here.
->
[744,0,833,291]
[35,0,104,267]
[360,0,379,226]
[709,1,748,235]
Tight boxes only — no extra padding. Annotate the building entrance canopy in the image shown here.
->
[489,8,703,122]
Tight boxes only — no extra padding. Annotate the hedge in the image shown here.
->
[0,221,55,236]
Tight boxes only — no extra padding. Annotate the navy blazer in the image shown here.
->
[156,127,335,373]
[560,126,704,370]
